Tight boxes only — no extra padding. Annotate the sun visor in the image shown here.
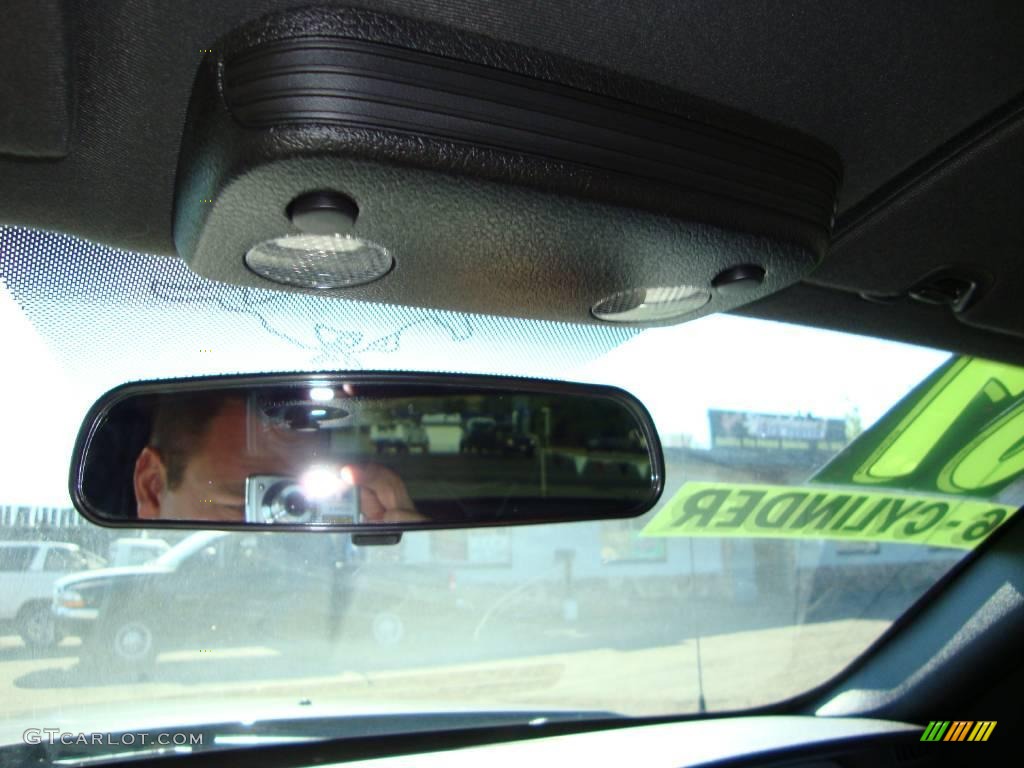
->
[172,6,841,326]
[0,0,73,158]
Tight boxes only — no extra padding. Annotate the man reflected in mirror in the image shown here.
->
[133,393,421,524]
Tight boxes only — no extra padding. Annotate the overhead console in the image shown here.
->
[172,6,841,326]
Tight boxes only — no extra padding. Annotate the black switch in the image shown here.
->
[287,191,359,235]
[712,264,765,295]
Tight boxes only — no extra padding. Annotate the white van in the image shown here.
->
[0,541,105,647]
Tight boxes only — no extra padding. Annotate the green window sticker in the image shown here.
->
[642,482,1015,550]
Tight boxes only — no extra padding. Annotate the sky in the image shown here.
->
[577,314,950,445]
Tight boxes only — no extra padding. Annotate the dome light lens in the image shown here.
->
[592,285,711,322]
[245,234,393,289]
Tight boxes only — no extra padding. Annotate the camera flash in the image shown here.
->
[300,466,344,499]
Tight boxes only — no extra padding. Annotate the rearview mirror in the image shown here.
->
[70,374,663,532]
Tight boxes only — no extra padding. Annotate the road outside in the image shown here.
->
[0,606,890,726]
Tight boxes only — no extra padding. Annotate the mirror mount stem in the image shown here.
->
[352,532,403,547]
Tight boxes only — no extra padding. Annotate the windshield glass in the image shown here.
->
[150,532,226,569]
[1,226,1020,750]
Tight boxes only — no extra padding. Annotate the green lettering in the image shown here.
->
[938,401,1024,493]
[855,358,1024,484]
[903,502,948,536]
[674,489,730,528]
[842,497,889,532]
[962,509,1008,542]
[715,490,765,528]
[755,492,807,528]
[793,494,851,530]
[830,496,866,529]
[877,499,924,533]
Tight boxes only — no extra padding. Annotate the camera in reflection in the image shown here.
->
[245,473,359,525]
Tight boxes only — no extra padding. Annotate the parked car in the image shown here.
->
[53,531,456,670]
[460,417,498,454]
[460,418,537,457]
[496,427,537,458]
[54,532,339,669]
[107,538,170,567]
[0,541,105,647]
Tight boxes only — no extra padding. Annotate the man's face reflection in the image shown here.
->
[133,395,422,524]
[134,398,321,522]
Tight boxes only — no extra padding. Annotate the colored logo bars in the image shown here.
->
[921,721,996,742]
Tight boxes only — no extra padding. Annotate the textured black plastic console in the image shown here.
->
[174,6,842,325]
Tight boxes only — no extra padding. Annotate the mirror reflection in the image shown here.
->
[75,378,661,528]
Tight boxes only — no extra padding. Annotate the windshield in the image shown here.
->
[1,225,1020,752]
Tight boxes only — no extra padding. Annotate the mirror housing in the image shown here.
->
[70,373,664,533]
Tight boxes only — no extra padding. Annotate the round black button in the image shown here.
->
[287,190,359,235]
[712,264,766,295]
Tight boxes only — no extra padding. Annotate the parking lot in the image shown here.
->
[0,614,889,724]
